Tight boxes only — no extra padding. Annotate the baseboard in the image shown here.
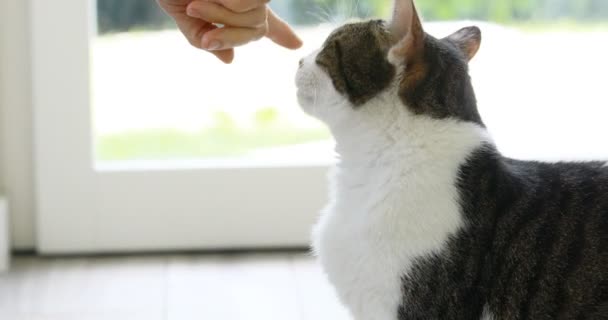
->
[0,197,9,271]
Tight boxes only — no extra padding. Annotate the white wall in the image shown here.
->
[0,0,36,249]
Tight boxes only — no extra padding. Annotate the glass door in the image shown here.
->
[33,0,374,253]
[33,0,608,253]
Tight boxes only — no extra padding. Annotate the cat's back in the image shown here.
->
[394,149,608,319]
[498,157,608,227]
[463,153,608,319]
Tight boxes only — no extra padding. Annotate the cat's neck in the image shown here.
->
[330,98,492,170]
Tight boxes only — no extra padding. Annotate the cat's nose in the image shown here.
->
[299,59,304,68]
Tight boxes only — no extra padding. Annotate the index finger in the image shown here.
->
[206,0,269,13]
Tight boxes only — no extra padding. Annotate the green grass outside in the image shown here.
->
[97,126,330,161]
[96,108,331,161]
[508,20,608,32]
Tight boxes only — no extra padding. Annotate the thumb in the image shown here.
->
[265,8,303,50]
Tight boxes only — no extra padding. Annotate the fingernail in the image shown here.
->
[206,40,221,51]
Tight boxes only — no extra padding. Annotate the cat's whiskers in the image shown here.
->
[306,7,331,25]
[314,2,335,25]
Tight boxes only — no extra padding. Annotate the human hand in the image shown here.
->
[157,0,303,63]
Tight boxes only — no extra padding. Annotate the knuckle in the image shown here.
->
[225,0,247,12]
[187,27,207,49]
[186,37,201,49]
[191,30,205,43]
[255,7,268,25]
[255,24,268,39]
[225,0,265,13]
[244,7,266,28]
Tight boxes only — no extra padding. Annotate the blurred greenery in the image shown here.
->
[94,0,608,160]
[97,127,329,160]
[97,0,608,34]
[97,110,330,160]
[415,0,608,23]
[97,0,173,34]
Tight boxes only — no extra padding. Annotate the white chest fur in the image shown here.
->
[312,113,489,320]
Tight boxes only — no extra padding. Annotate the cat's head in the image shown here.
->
[296,0,483,132]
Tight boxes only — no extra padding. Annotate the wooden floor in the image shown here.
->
[0,252,351,320]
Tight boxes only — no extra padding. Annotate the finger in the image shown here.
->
[156,0,191,15]
[186,1,266,28]
[171,14,235,63]
[266,9,303,50]
[206,0,269,13]
[211,49,235,64]
[201,25,267,50]
[172,12,217,49]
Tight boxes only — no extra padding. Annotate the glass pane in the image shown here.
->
[92,1,608,164]
[92,1,378,164]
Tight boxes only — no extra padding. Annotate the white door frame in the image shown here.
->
[31,0,329,254]
[0,197,8,271]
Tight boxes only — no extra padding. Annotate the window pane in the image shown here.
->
[93,1,608,164]
[92,1,359,163]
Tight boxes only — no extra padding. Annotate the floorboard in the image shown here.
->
[0,252,349,320]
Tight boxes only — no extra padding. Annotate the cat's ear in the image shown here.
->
[388,0,424,64]
[445,26,482,61]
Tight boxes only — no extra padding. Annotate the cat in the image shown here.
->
[295,0,607,319]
